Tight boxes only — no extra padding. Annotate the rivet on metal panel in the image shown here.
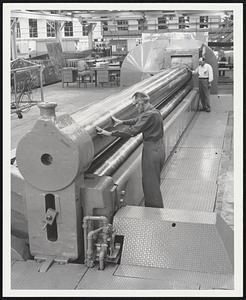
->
[119,190,126,207]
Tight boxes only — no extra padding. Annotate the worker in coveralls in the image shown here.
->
[192,57,214,112]
[96,91,165,208]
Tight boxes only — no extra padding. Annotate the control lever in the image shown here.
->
[42,208,58,230]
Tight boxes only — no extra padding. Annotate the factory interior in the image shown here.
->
[5,5,243,297]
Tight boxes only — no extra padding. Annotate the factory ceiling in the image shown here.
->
[25,9,233,20]
[12,9,233,44]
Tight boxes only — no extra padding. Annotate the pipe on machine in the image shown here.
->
[16,66,192,192]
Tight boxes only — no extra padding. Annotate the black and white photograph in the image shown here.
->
[3,2,243,298]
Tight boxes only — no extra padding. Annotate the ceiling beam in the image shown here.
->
[11,10,74,21]
[11,9,234,23]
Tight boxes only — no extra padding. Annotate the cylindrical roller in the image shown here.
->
[71,66,192,157]
[93,85,193,176]
[16,66,191,191]
[16,102,94,191]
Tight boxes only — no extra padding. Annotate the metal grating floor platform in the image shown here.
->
[76,264,177,290]
[161,179,217,211]
[162,147,222,180]
[113,206,233,274]
[110,96,234,290]
[160,109,229,211]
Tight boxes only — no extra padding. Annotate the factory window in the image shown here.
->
[47,21,56,37]
[179,16,189,29]
[82,22,94,36]
[64,21,73,37]
[82,21,88,36]
[102,21,108,31]
[16,20,21,38]
[158,17,168,30]
[117,20,128,31]
[29,19,38,38]
[138,19,147,31]
[200,16,208,28]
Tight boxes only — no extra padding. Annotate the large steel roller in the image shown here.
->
[71,65,191,156]
[93,85,193,176]
[16,66,191,191]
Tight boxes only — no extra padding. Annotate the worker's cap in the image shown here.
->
[132,91,150,102]
[199,57,206,62]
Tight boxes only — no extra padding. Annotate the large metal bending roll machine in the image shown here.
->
[12,65,233,275]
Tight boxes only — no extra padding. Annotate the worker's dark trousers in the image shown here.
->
[142,139,165,208]
[199,79,211,110]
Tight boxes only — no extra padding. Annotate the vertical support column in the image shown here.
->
[55,20,64,46]
[13,71,18,105]
[11,18,17,60]
[88,30,93,49]
[78,18,96,50]
[39,66,44,102]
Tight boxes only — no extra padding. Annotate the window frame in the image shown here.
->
[16,20,21,38]
[102,21,108,32]
[200,16,209,28]
[117,20,128,31]
[64,21,73,37]
[158,17,168,30]
[46,20,56,38]
[29,18,38,38]
[178,16,190,29]
[138,18,147,31]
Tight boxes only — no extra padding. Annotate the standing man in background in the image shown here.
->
[191,57,214,112]
[96,91,165,208]
[219,56,227,77]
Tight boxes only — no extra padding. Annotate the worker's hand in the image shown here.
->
[96,126,112,136]
[208,82,212,89]
[111,116,123,127]
[185,65,192,72]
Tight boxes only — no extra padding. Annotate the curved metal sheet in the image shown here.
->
[120,39,218,94]
[120,40,169,87]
